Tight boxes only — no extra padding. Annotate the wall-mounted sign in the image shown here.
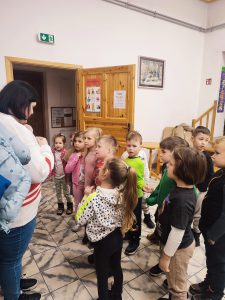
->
[217,67,225,113]
[206,78,212,85]
[38,33,54,44]
[113,90,126,109]
[51,107,76,128]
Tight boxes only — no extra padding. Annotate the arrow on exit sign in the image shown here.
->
[38,33,54,44]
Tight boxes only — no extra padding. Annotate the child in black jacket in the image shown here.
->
[190,137,225,300]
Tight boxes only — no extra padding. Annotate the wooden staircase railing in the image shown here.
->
[192,100,217,143]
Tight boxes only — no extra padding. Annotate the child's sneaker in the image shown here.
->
[162,279,168,290]
[66,202,73,215]
[191,291,216,300]
[192,230,201,247]
[20,278,37,291]
[57,203,64,215]
[189,280,208,295]
[149,263,164,277]
[146,231,160,245]
[125,240,139,255]
[143,214,155,229]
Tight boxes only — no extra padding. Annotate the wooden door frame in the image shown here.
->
[5,56,82,134]
[5,56,82,81]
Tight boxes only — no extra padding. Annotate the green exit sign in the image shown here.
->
[38,33,54,44]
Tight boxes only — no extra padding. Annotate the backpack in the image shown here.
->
[162,123,194,146]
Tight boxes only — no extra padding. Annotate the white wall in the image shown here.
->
[45,70,75,146]
[0,0,207,141]
[198,0,225,138]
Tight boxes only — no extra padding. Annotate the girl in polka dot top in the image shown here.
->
[76,157,138,300]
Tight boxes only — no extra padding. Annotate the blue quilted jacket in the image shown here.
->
[0,125,31,233]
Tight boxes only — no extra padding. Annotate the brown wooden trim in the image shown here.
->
[192,100,217,142]
[5,56,82,82]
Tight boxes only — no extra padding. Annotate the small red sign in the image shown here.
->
[86,79,101,87]
[206,78,212,85]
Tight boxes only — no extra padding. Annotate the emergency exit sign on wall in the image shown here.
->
[38,33,54,44]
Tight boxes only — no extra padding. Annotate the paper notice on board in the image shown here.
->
[113,90,126,109]
[86,86,101,112]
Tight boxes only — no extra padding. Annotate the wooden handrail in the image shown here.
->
[192,100,217,142]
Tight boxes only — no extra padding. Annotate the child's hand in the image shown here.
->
[143,185,154,193]
[84,186,95,195]
[159,253,171,273]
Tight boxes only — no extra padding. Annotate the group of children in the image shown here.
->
[49,126,225,300]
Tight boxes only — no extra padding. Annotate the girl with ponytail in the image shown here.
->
[75,157,137,300]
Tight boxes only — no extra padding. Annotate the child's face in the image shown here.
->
[160,148,172,164]
[212,142,225,168]
[192,133,210,152]
[96,140,110,160]
[167,156,176,180]
[126,138,142,157]
[74,137,85,152]
[54,137,64,151]
[84,132,96,149]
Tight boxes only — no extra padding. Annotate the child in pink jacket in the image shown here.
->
[65,131,85,213]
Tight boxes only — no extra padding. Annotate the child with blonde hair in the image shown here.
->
[76,157,138,300]
[82,127,102,243]
[94,135,118,186]
[84,127,103,187]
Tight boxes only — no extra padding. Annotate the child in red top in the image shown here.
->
[51,133,73,215]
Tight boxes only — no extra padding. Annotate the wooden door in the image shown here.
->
[77,65,135,155]
[13,69,45,137]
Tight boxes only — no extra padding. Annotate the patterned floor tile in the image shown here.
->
[34,248,66,271]
[70,253,95,279]
[129,245,160,272]
[121,256,144,283]
[59,240,91,260]
[42,262,78,292]
[50,228,79,246]
[51,280,92,300]
[44,219,69,232]
[124,273,165,300]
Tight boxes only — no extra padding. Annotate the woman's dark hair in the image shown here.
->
[0,80,39,120]
[173,147,207,185]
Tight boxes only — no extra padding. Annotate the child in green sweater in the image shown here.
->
[146,136,189,277]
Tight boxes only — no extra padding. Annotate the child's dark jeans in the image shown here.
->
[203,233,225,299]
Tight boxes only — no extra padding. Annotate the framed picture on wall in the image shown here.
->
[51,107,76,128]
[138,56,165,89]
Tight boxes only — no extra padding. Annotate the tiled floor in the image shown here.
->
[0,179,220,300]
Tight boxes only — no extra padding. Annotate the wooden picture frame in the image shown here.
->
[138,56,165,89]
